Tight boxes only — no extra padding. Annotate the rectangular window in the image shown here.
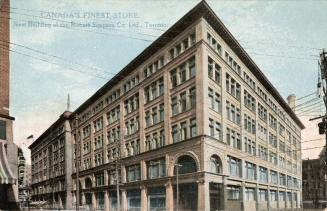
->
[189,56,196,78]
[152,107,158,125]
[127,164,141,182]
[259,189,267,201]
[159,104,164,122]
[180,92,187,112]
[245,162,256,180]
[190,87,196,109]
[245,188,255,201]
[259,166,268,183]
[145,111,151,128]
[172,125,179,143]
[227,186,240,200]
[171,96,178,116]
[180,121,187,141]
[147,158,166,179]
[190,118,197,137]
[179,63,187,83]
[209,118,214,136]
[0,120,7,140]
[228,156,241,177]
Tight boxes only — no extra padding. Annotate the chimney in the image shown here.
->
[287,94,296,111]
[0,0,10,116]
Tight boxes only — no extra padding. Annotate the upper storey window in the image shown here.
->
[208,56,221,85]
[92,101,103,114]
[94,117,103,132]
[144,56,165,78]
[105,89,121,105]
[243,71,256,90]
[269,114,277,130]
[169,31,196,60]
[82,125,91,139]
[225,52,241,75]
[144,77,164,104]
[257,87,267,102]
[124,94,139,115]
[123,75,139,93]
[207,33,222,56]
[170,56,196,88]
[244,90,256,112]
[226,73,241,101]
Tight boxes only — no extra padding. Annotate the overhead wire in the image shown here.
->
[0,39,114,76]
[0,7,323,62]
[0,44,111,80]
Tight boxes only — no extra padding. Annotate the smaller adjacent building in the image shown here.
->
[18,147,31,208]
[303,148,327,209]
[28,111,73,209]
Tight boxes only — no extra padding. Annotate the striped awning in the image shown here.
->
[0,140,16,184]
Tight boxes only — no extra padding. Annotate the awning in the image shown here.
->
[0,140,16,184]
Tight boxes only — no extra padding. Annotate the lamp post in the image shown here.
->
[115,158,120,211]
[174,164,182,211]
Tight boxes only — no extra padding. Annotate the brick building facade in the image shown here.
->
[29,1,304,210]
[0,0,19,209]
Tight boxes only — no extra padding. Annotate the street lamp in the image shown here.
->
[174,163,182,211]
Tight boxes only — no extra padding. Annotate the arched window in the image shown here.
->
[210,155,222,174]
[174,155,197,175]
[85,177,92,188]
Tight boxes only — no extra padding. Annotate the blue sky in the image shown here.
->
[8,0,327,162]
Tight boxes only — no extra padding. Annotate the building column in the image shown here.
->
[141,186,147,211]
[222,176,228,210]
[122,190,127,211]
[81,192,86,206]
[276,188,279,209]
[141,160,147,181]
[255,185,259,211]
[58,194,63,209]
[104,190,109,211]
[267,186,271,211]
[104,170,109,186]
[197,180,210,211]
[92,192,96,210]
[241,182,246,211]
[166,180,173,211]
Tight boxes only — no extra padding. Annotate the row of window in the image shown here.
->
[171,87,196,116]
[208,87,222,113]
[143,56,165,78]
[228,156,300,187]
[207,32,222,55]
[244,90,256,112]
[171,56,196,88]
[145,103,164,128]
[124,94,139,115]
[144,77,164,103]
[145,130,165,151]
[208,56,221,84]
[123,75,140,93]
[226,101,241,125]
[171,118,197,143]
[169,32,196,60]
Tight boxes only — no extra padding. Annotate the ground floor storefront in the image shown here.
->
[71,174,301,211]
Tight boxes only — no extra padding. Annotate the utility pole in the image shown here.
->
[115,158,120,211]
[311,49,327,207]
[316,50,327,162]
